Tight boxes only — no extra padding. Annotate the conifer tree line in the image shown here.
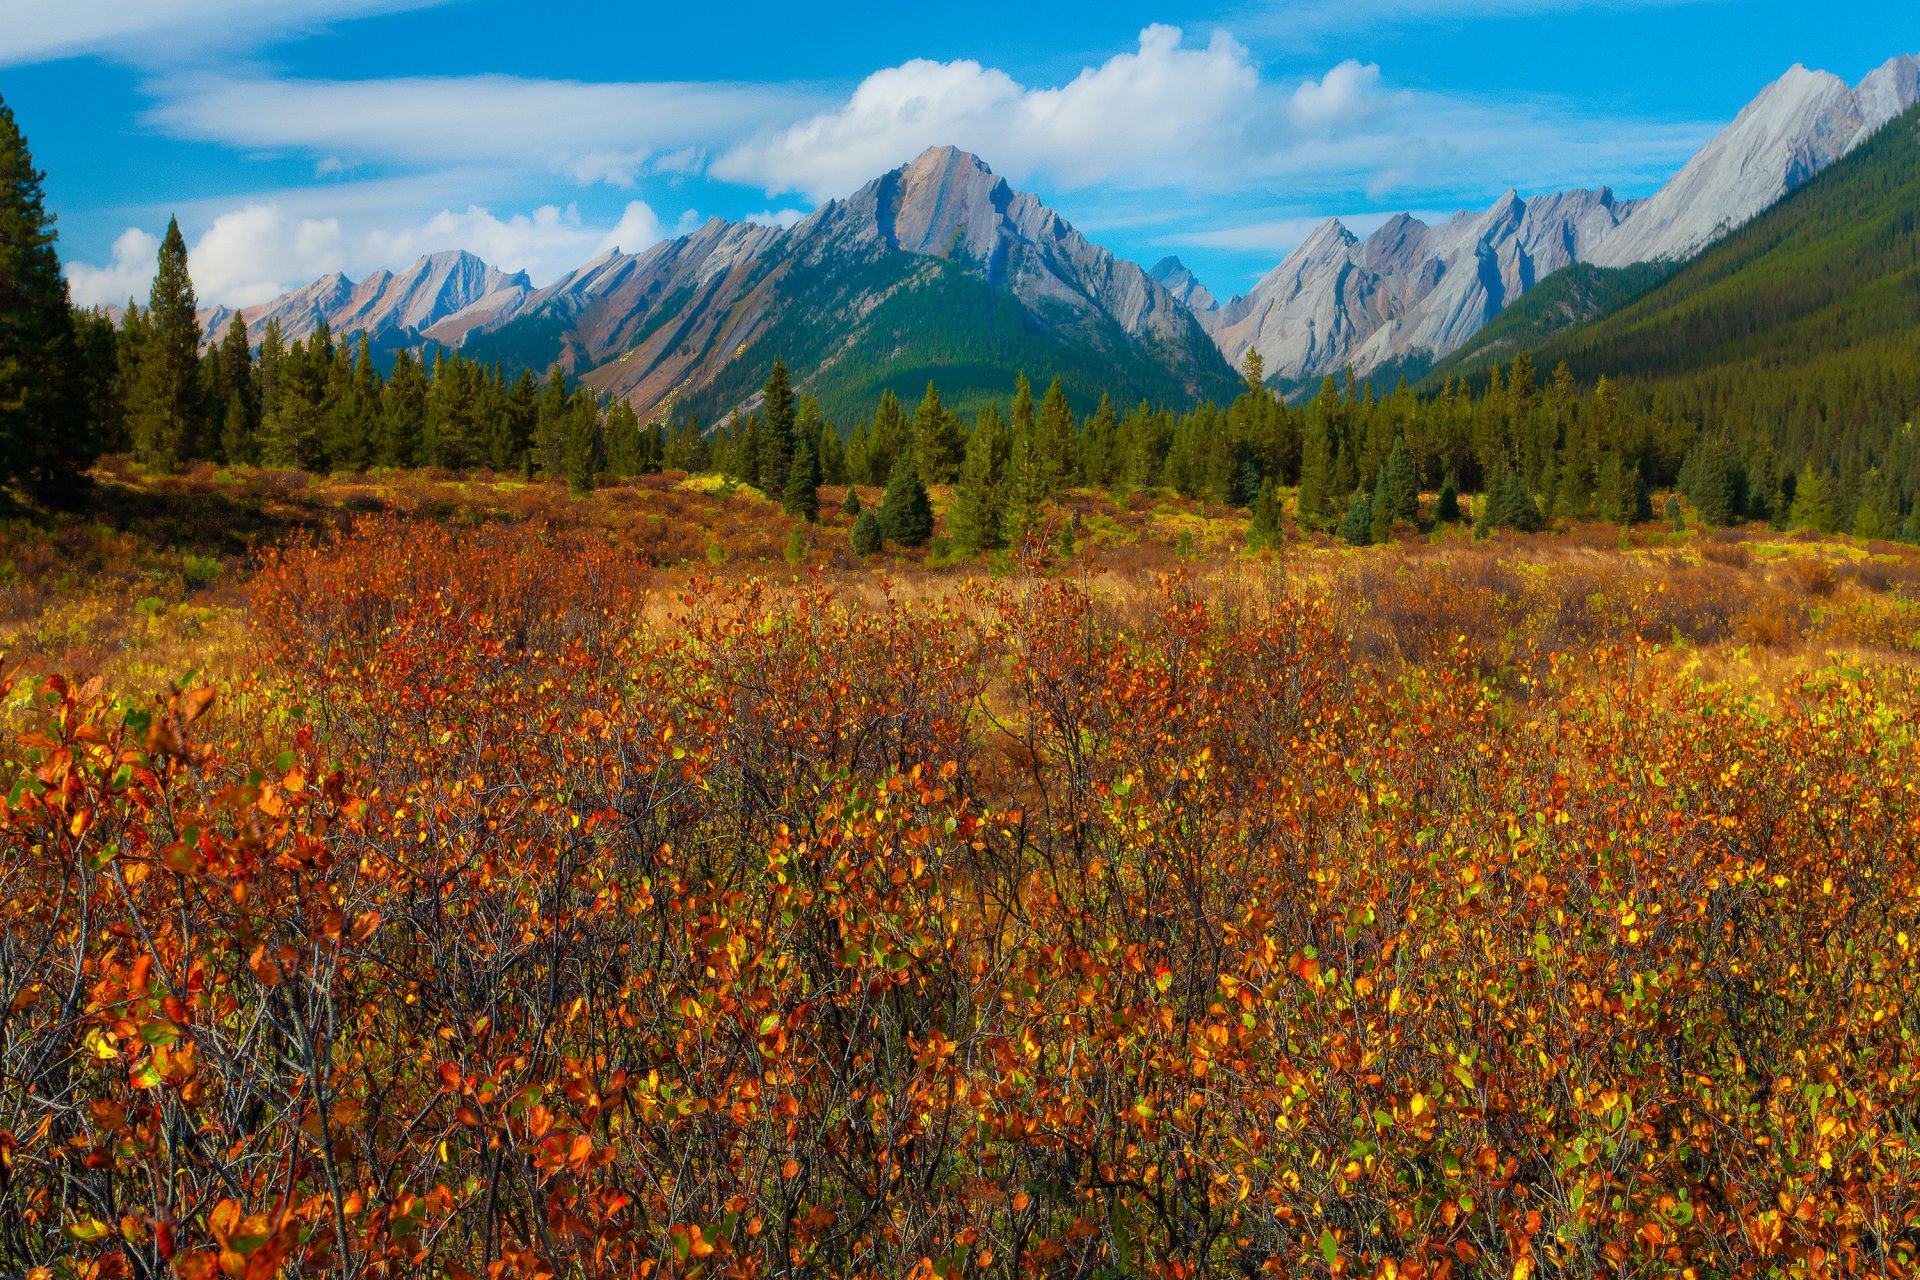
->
[8,85,1917,539]
[101,295,710,490]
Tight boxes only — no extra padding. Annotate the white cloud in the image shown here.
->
[65,227,161,309]
[0,0,458,68]
[67,198,671,309]
[146,73,821,185]
[744,209,807,229]
[707,26,1711,208]
[712,25,1261,200]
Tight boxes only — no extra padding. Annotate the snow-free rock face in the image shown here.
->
[1210,188,1635,385]
[197,250,531,350]
[1149,257,1218,315]
[1191,52,1919,384]
[453,146,1233,420]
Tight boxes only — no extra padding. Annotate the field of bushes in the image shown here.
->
[3,468,1920,1278]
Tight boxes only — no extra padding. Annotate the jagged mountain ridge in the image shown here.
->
[198,250,532,352]
[204,51,1918,411]
[461,145,1239,423]
[1194,52,1919,388]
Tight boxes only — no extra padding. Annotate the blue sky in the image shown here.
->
[5,0,1914,309]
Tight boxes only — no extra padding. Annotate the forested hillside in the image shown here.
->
[1538,102,1920,453]
[1422,261,1678,387]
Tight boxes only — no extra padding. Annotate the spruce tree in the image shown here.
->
[0,93,93,501]
[759,358,795,497]
[214,314,256,463]
[1595,452,1641,526]
[877,451,933,547]
[1296,406,1334,531]
[605,400,646,476]
[1369,474,1393,544]
[782,437,820,522]
[912,382,965,484]
[1789,464,1834,533]
[841,487,861,516]
[562,398,602,496]
[128,217,203,470]
[949,406,1009,552]
[1436,478,1461,524]
[850,508,882,557]
[1337,488,1374,546]
[1378,435,1418,526]
[1035,376,1075,497]
[1248,477,1285,549]
[869,390,909,483]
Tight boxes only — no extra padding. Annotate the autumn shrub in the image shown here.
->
[1782,555,1840,597]
[6,519,1920,1280]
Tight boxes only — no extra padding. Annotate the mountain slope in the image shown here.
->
[1189,52,1918,390]
[1420,260,1679,387]
[1535,103,1920,428]
[200,250,532,353]
[468,147,1239,423]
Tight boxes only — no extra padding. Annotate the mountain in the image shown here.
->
[1199,189,1635,393]
[198,250,532,353]
[1530,101,1920,422]
[1148,258,1218,314]
[1419,260,1679,387]
[464,146,1239,423]
[1587,56,1918,266]
[1189,52,1919,391]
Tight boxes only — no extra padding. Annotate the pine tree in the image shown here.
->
[214,314,256,463]
[877,451,934,547]
[1789,464,1835,533]
[759,358,795,497]
[378,350,426,468]
[1378,435,1418,527]
[562,397,602,496]
[0,93,94,502]
[1034,377,1075,497]
[912,382,965,484]
[784,525,808,567]
[261,336,325,470]
[1248,477,1285,550]
[1595,452,1641,526]
[868,391,909,483]
[1369,474,1393,544]
[604,400,646,477]
[850,509,882,557]
[128,218,203,470]
[782,437,820,522]
[841,487,861,517]
[1337,489,1374,546]
[1436,478,1461,524]
[1296,404,1334,531]
[949,406,1009,553]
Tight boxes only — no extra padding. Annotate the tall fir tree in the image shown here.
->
[128,217,203,470]
[868,390,909,484]
[0,93,93,501]
[214,314,257,464]
[877,451,934,547]
[562,396,602,497]
[782,437,821,522]
[1377,435,1419,527]
[759,358,796,497]
[1034,376,1075,497]
[950,406,1010,553]
[912,382,965,484]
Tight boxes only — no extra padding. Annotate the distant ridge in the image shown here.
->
[1181,52,1919,390]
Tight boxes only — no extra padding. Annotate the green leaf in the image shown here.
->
[1320,1227,1338,1268]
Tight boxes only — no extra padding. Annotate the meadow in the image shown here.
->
[4,465,1920,1279]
